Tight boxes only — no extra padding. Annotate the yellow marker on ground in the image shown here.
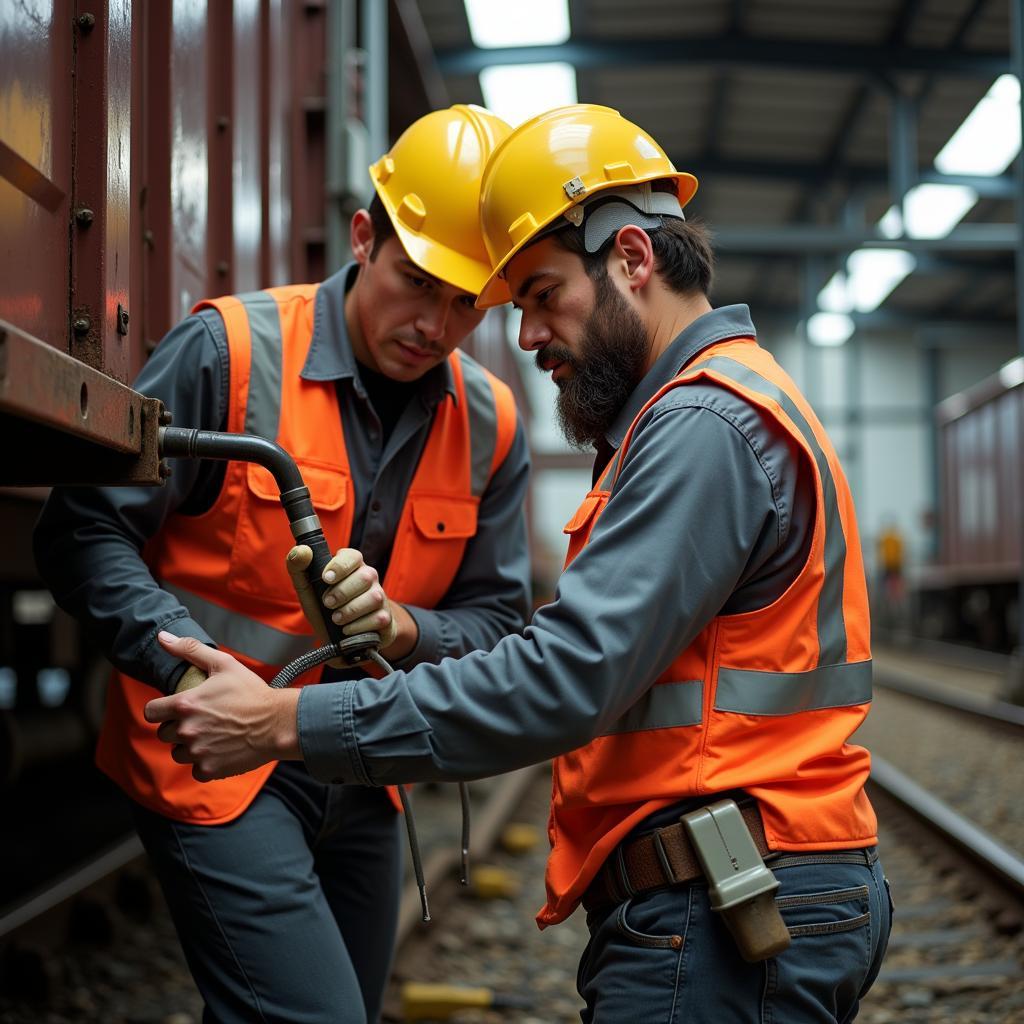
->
[499,822,541,855]
[470,864,520,900]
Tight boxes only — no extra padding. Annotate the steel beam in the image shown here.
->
[687,157,1015,199]
[0,321,165,486]
[436,35,1008,78]
[714,224,1018,253]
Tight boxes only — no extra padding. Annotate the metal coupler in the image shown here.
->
[682,799,792,962]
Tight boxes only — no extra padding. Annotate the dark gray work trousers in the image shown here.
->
[131,761,402,1024]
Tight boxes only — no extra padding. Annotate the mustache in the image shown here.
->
[394,334,444,356]
[535,344,577,374]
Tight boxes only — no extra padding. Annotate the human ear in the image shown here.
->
[350,209,375,266]
[613,225,654,291]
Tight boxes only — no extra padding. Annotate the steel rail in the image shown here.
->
[869,755,1024,897]
[0,834,143,940]
[874,667,1024,730]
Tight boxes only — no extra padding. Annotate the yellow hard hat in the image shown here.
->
[369,104,512,301]
[477,104,698,308]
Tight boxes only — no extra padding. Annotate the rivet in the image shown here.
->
[73,317,91,336]
[217,260,230,276]
[670,935,683,950]
[436,522,445,533]
[77,13,96,31]
[158,407,173,426]
[75,207,95,226]
[158,461,173,479]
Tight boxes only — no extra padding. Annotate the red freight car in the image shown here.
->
[913,358,1023,652]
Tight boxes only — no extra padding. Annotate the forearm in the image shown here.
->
[35,496,215,692]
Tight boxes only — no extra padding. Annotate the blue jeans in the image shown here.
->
[131,762,402,1024]
[578,848,892,1023]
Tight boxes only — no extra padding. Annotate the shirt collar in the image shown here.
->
[602,303,756,450]
[301,262,456,405]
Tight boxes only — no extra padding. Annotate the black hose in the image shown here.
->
[160,427,304,492]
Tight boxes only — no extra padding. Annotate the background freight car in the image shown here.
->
[911,357,1023,654]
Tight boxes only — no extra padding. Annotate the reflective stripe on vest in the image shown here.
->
[715,661,872,716]
[600,679,703,735]
[162,580,313,666]
[239,291,285,439]
[691,355,849,665]
[461,355,500,498]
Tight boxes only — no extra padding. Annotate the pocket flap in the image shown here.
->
[411,496,478,539]
[563,494,605,535]
[247,460,348,511]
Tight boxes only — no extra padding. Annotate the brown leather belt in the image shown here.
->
[581,801,770,913]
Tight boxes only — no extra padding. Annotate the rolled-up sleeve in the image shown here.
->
[33,313,229,693]
[299,390,794,784]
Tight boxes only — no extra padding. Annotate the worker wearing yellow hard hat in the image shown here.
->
[141,104,889,1024]
[38,103,531,1024]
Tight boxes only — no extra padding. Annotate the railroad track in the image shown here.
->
[874,664,1024,731]
[864,763,1024,1022]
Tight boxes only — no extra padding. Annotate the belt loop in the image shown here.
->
[652,829,675,884]
[616,845,635,898]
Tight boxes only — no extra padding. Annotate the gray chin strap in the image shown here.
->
[572,183,686,253]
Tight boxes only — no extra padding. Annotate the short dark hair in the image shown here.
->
[550,180,714,297]
[367,192,395,260]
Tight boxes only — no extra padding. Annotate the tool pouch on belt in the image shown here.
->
[682,799,791,962]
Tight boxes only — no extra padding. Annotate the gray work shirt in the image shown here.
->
[34,264,532,694]
[298,304,816,785]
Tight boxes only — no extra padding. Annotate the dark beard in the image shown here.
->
[544,272,651,449]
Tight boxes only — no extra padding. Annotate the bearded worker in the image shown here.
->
[145,105,891,1023]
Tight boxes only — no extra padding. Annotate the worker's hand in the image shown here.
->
[144,632,300,782]
[286,545,416,663]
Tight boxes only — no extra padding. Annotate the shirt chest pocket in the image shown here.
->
[384,495,479,608]
[562,493,608,568]
[228,459,352,607]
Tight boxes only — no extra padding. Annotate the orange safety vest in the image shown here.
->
[96,284,517,824]
[540,335,875,927]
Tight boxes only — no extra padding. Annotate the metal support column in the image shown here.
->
[361,0,388,168]
[801,255,823,406]
[326,0,356,272]
[885,79,918,231]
